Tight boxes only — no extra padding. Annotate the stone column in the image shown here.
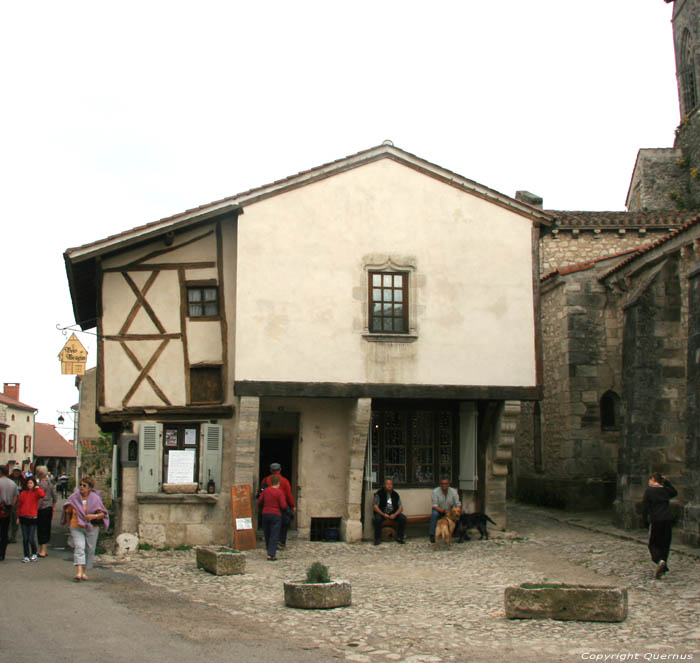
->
[341,398,372,543]
[233,396,260,486]
[118,466,139,534]
[484,400,521,530]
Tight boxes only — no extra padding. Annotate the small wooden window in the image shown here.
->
[23,435,31,453]
[190,366,223,404]
[8,434,16,452]
[369,271,408,333]
[187,286,219,318]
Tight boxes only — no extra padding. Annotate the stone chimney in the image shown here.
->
[3,383,20,401]
[515,191,543,209]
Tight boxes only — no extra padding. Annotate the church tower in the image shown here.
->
[626,0,700,211]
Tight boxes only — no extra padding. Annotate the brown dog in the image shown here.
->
[434,505,462,550]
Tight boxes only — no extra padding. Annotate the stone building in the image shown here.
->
[0,383,36,471]
[64,143,548,546]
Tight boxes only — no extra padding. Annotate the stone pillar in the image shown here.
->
[233,396,260,486]
[341,398,372,543]
[117,466,139,534]
[484,401,521,530]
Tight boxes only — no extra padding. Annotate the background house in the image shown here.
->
[34,422,77,477]
[0,383,36,472]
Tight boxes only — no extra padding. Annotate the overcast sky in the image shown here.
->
[0,1,679,437]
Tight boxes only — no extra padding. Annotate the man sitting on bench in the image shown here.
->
[372,478,407,545]
[429,477,461,544]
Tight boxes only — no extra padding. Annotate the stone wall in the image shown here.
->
[515,264,621,510]
[626,149,687,212]
[685,264,700,545]
[541,229,672,274]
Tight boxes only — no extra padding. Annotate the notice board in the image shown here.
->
[231,484,256,551]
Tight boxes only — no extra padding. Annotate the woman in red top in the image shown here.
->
[16,477,45,562]
[256,474,287,561]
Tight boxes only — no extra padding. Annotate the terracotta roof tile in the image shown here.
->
[548,210,699,229]
[600,215,700,280]
[541,247,642,282]
[0,392,37,412]
[34,423,77,459]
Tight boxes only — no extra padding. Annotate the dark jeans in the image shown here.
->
[9,504,18,540]
[262,513,282,558]
[37,507,53,545]
[0,516,9,560]
[373,512,407,542]
[20,517,38,558]
[280,508,293,545]
[649,520,673,565]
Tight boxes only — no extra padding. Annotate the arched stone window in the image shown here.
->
[600,390,621,431]
[680,28,698,115]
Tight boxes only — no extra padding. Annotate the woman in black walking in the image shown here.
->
[642,472,677,579]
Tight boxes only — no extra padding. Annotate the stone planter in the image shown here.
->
[196,546,246,575]
[162,483,198,494]
[504,583,628,622]
[284,580,352,609]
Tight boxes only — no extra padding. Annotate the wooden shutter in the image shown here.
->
[458,402,478,491]
[138,422,161,493]
[201,423,223,492]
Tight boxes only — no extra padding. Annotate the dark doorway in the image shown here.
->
[259,435,294,486]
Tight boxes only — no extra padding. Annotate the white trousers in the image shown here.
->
[70,526,99,568]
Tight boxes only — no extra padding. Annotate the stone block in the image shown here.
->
[341,518,363,543]
[196,546,246,575]
[185,524,215,545]
[139,504,169,523]
[138,523,166,547]
[115,532,139,555]
[504,584,628,622]
[284,581,352,609]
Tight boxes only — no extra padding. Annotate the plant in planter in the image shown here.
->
[196,545,246,575]
[284,561,351,609]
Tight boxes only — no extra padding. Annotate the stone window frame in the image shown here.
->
[600,390,621,432]
[361,255,418,343]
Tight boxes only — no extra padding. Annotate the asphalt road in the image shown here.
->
[0,540,337,663]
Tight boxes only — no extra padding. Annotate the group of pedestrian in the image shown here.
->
[256,462,295,561]
[0,465,109,581]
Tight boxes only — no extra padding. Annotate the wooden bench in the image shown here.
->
[381,513,431,540]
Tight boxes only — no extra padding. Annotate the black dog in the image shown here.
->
[457,513,496,542]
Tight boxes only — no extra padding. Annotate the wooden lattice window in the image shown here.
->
[187,284,219,318]
[8,434,16,452]
[23,435,31,453]
[369,272,408,333]
[370,403,458,487]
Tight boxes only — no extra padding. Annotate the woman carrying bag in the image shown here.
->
[62,477,109,581]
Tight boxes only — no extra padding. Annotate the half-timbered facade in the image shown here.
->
[64,144,549,546]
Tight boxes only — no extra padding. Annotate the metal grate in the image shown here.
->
[309,517,342,542]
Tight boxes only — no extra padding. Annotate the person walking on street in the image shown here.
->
[8,467,23,542]
[260,462,295,548]
[257,473,287,561]
[0,465,19,561]
[643,472,678,579]
[62,477,109,581]
[35,466,56,558]
[57,473,69,499]
[16,477,45,562]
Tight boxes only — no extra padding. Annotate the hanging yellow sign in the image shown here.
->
[58,333,88,375]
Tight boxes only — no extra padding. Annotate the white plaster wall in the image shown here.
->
[235,158,537,387]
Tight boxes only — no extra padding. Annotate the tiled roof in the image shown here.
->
[541,247,641,282]
[0,392,37,412]
[600,215,700,280]
[34,423,77,459]
[547,210,698,229]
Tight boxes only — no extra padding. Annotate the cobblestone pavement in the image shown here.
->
[103,505,700,663]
